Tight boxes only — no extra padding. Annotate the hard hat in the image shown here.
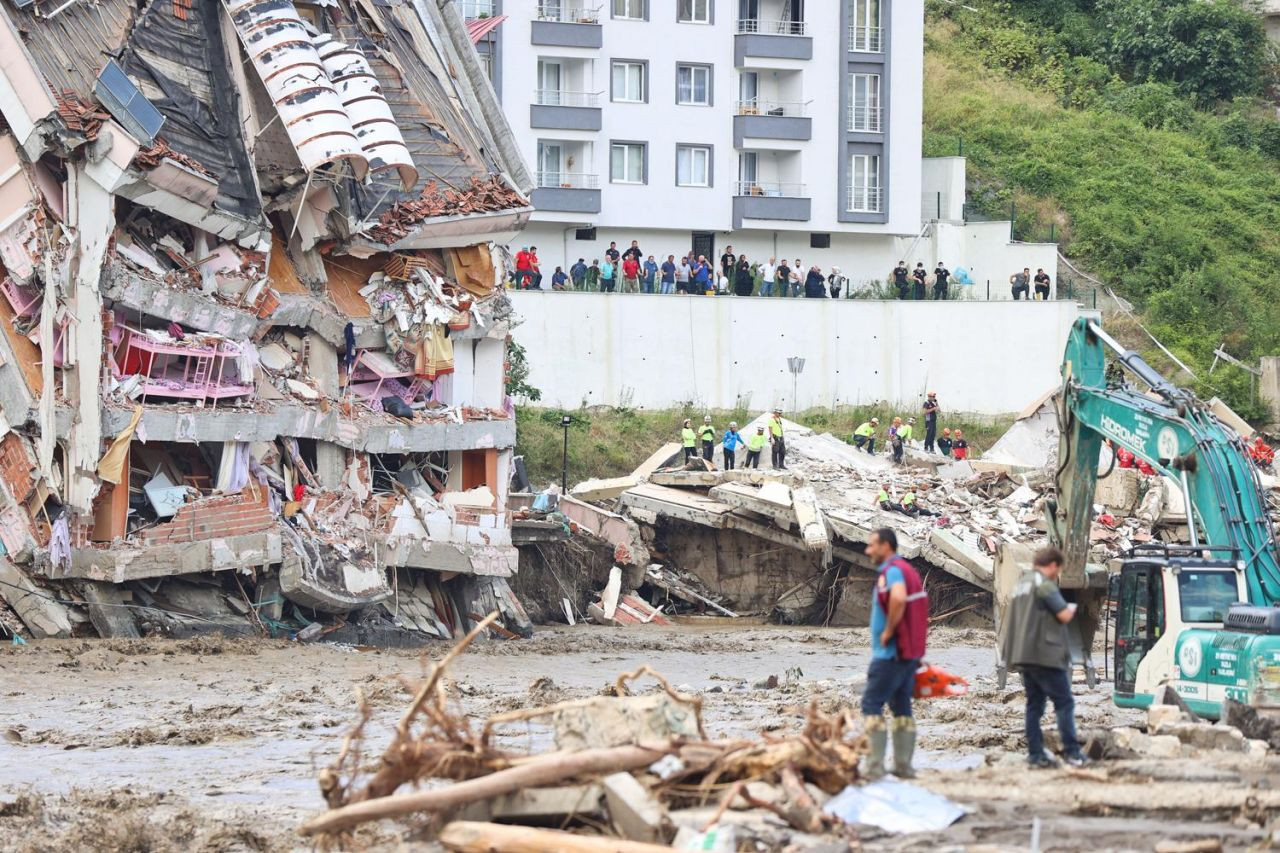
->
[729,421,738,428]
[908,417,916,423]
[772,407,782,414]
[704,415,712,422]
[757,426,765,431]
[871,418,879,424]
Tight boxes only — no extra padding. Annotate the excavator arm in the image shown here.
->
[1048,319,1280,604]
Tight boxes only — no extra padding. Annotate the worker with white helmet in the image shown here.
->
[698,415,717,462]
[722,421,743,470]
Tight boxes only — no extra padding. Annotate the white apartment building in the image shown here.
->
[466,0,925,281]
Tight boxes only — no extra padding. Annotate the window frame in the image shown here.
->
[849,72,882,133]
[847,153,881,213]
[677,0,710,24]
[611,60,647,104]
[610,141,648,185]
[675,144,712,188]
[611,0,646,21]
[675,63,712,107]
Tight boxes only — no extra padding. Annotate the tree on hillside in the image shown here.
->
[1099,0,1269,105]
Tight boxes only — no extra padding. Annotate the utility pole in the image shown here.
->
[787,356,806,415]
[560,414,572,493]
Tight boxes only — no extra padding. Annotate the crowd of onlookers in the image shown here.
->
[511,243,1056,301]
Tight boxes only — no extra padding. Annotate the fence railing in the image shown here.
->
[848,24,883,52]
[736,99,808,118]
[847,104,882,133]
[534,89,601,108]
[536,4,601,23]
[535,171,600,189]
[846,186,883,213]
[735,180,807,197]
[736,17,807,35]
[457,0,495,17]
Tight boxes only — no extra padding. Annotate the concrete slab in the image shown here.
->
[0,557,72,638]
[632,442,683,479]
[791,485,829,552]
[278,550,392,614]
[648,470,724,488]
[619,483,732,528]
[709,482,793,529]
[82,581,141,638]
[929,529,995,591]
[59,532,283,582]
[1095,467,1144,515]
[571,476,638,502]
[559,495,650,567]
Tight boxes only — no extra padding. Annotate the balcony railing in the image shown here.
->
[534,89,602,107]
[735,180,807,198]
[847,186,883,213]
[535,171,600,189]
[736,17,807,36]
[847,104,883,133]
[736,99,808,118]
[536,3,601,23]
[848,24,883,52]
[458,0,495,17]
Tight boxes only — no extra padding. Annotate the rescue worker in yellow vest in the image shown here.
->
[876,483,900,512]
[746,427,767,468]
[901,486,940,517]
[854,418,879,454]
[769,408,787,469]
[681,419,697,462]
[698,416,716,462]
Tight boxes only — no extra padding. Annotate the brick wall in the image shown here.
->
[137,489,275,545]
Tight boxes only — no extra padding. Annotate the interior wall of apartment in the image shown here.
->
[509,291,1079,414]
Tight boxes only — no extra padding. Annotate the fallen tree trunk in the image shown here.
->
[440,821,674,852]
[299,743,672,837]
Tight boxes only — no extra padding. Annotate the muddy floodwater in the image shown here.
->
[2,625,1276,851]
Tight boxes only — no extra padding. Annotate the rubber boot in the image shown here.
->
[863,716,887,780]
[891,716,917,779]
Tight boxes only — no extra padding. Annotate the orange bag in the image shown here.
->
[914,664,969,699]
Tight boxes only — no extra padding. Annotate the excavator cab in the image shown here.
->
[1111,545,1245,710]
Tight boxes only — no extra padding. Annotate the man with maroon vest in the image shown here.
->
[861,527,929,779]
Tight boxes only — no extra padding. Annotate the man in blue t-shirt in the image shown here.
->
[660,255,677,294]
[862,527,919,779]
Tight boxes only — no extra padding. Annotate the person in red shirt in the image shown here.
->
[514,246,532,288]
[952,429,969,461]
[621,255,641,293]
[1251,436,1275,470]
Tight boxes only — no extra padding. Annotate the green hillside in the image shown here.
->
[924,0,1280,418]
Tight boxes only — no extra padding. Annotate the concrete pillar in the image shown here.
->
[314,440,346,490]
[1261,357,1280,427]
[307,334,339,399]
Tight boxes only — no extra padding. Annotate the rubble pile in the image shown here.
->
[299,615,872,849]
[0,0,536,646]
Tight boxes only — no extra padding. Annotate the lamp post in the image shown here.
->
[560,414,572,493]
[787,356,806,415]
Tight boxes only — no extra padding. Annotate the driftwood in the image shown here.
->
[439,821,675,852]
[299,743,672,837]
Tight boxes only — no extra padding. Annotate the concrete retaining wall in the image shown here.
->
[510,292,1079,415]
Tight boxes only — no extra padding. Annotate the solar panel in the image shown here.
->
[94,59,166,146]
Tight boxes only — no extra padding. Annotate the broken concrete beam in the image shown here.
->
[0,557,72,638]
[929,530,994,590]
[619,483,732,529]
[602,772,668,844]
[709,482,794,528]
[1095,467,1143,515]
[103,270,261,339]
[457,784,605,824]
[993,541,1034,629]
[551,694,701,751]
[60,532,284,582]
[1209,396,1255,440]
[790,486,829,552]
[647,470,725,489]
[824,510,923,560]
[278,550,392,614]
[571,476,638,502]
[82,581,140,639]
[722,513,812,555]
[559,495,650,569]
[632,442,684,479]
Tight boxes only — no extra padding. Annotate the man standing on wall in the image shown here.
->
[621,253,641,293]
[699,416,717,462]
[720,245,736,283]
[643,255,659,294]
[761,257,777,297]
[999,546,1088,768]
[769,408,787,469]
[622,240,642,264]
[861,527,928,779]
[1034,268,1052,301]
[891,261,911,300]
[604,241,620,266]
[933,262,951,300]
[912,262,927,301]
[922,392,940,453]
[660,255,677,295]
[1010,267,1031,301]
[775,259,792,298]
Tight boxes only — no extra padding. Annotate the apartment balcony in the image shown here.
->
[532,4,603,48]
[846,186,883,215]
[732,181,811,223]
[733,100,811,145]
[530,90,602,131]
[846,104,883,134]
[531,171,601,214]
[848,24,883,53]
[458,0,495,18]
[734,18,813,63]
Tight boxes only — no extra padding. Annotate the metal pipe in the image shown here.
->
[1181,469,1200,547]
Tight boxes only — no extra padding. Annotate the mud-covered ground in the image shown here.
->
[2,626,1276,851]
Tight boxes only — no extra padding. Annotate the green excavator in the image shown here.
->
[1046,317,1280,718]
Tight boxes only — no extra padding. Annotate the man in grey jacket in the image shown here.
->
[998,546,1088,768]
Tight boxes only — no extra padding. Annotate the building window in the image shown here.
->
[850,0,882,52]
[848,153,882,212]
[611,61,646,103]
[612,0,645,20]
[678,0,709,23]
[676,145,710,187]
[611,142,646,184]
[849,73,881,132]
[676,64,711,106]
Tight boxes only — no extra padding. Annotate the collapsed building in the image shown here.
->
[0,0,540,641]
